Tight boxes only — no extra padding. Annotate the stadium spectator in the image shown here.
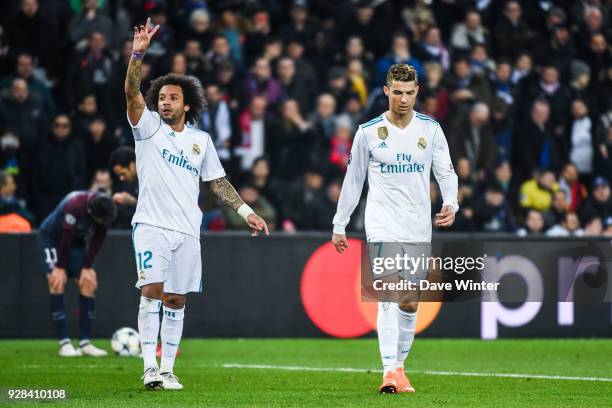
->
[243,9,272,67]
[5,0,62,78]
[277,0,318,55]
[517,209,546,236]
[216,8,245,69]
[284,38,318,94]
[181,9,212,52]
[492,1,535,60]
[534,24,574,77]
[109,146,137,229]
[568,99,594,180]
[450,9,489,52]
[417,27,450,72]
[281,167,324,232]
[268,99,314,181]
[519,168,558,213]
[513,99,556,183]
[146,7,174,60]
[84,117,116,181]
[200,83,231,162]
[446,56,492,122]
[68,0,113,51]
[583,216,603,236]
[545,190,569,226]
[215,60,241,111]
[558,163,587,213]
[375,33,424,87]
[328,114,353,173]
[308,93,337,150]
[473,180,516,232]
[468,44,495,77]
[224,184,277,231]
[235,96,269,171]
[580,176,611,224]
[0,78,46,152]
[89,168,112,195]
[489,60,515,107]
[66,31,115,117]
[242,56,282,112]
[0,53,55,116]
[490,159,518,213]
[34,114,86,220]
[546,212,584,237]
[490,97,513,160]
[311,178,343,230]
[451,102,497,178]
[421,62,448,121]
[0,130,30,201]
[277,56,312,114]
[206,35,234,77]
[183,40,211,81]
[71,94,99,141]
[0,170,33,232]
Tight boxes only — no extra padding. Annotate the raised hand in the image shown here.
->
[132,17,160,53]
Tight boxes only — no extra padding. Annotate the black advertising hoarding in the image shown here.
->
[0,232,610,339]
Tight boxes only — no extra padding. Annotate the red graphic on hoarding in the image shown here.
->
[300,240,442,338]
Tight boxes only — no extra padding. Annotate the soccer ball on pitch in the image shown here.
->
[111,327,141,357]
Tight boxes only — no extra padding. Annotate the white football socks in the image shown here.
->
[377,302,399,374]
[160,305,184,374]
[138,296,161,370]
[396,309,417,369]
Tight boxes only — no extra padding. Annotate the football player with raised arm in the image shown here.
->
[332,64,458,394]
[126,19,269,390]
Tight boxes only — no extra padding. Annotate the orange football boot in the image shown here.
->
[395,367,415,393]
[379,370,398,394]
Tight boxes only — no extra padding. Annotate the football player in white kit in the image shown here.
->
[126,19,269,390]
[332,64,458,394]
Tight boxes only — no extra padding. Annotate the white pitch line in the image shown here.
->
[221,363,612,383]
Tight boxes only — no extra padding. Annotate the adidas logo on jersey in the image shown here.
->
[377,141,389,149]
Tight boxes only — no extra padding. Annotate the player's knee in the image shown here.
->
[141,283,163,300]
[162,293,186,309]
[399,301,418,313]
[47,277,66,294]
[78,281,96,297]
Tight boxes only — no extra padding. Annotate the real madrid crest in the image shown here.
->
[377,126,388,140]
[417,137,427,150]
[192,144,201,155]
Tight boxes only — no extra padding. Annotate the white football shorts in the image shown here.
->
[132,223,202,294]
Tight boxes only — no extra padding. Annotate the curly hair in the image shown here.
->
[386,64,419,87]
[145,73,207,125]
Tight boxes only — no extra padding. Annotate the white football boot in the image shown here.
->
[142,367,163,390]
[79,341,108,357]
[58,341,82,357]
[161,372,184,390]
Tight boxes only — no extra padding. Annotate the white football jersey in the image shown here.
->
[128,107,226,238]
[333,111,458,242]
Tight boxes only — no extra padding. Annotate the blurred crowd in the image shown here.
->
[0,0,610,236]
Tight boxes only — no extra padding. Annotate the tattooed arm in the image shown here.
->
[210,177,244,210]
[210,177,270,236]
[125,18,159,125]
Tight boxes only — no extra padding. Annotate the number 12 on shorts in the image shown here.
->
[137,251,152,270]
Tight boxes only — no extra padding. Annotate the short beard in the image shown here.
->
[161,113,180,125]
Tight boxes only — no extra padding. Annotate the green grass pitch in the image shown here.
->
[1,339,611,407]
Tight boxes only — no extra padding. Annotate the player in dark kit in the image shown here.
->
[38,191,117,356]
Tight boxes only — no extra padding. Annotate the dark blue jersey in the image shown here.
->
[39,191,107,268]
